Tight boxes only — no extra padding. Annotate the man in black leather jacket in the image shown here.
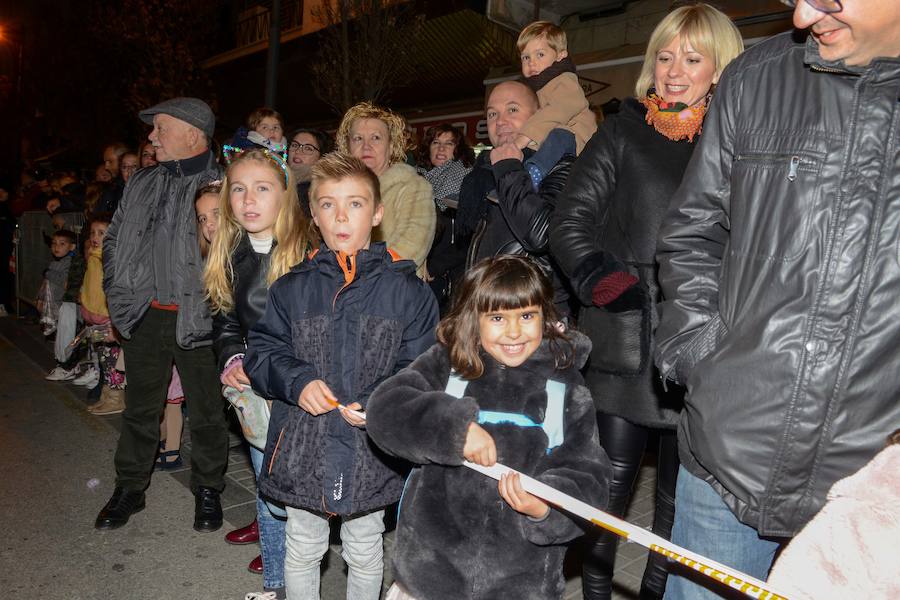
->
[459,81,574,316]
[654,2,900,597]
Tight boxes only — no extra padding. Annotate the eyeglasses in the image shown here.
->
[780,0,842,14]
[289,142,320,155]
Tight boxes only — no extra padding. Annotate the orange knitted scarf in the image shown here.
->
[640,92,707,142]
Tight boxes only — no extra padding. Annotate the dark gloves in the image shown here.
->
[592,271,647,313]
[573,252,648,312]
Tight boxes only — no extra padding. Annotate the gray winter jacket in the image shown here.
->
[103,150,222,349]
[654,33,900,537]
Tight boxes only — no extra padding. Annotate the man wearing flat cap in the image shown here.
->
[95,97,229,532]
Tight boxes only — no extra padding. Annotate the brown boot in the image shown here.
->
[89,386,126,415]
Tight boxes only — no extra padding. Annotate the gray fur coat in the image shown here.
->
[367,330,611,599]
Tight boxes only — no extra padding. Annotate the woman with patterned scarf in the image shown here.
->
[549,5,743,599]
[415,124,475,309]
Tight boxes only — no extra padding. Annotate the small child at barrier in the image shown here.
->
[45,228,89,382]
[44,227,89,385]
[79,213,126,415]
[366,254,612,600]
[37,229,77,336]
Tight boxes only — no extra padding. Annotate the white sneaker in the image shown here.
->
[72,366,100,387]
[46,366,78,381]
[244,593,277,600]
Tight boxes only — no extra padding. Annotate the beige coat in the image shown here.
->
[519,72,598,155]
[373,163,435,279]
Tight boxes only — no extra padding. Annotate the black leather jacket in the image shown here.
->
[212,234,272,372]
[655,33,900,536]
[467,155,574,314]
[551,97,694,428]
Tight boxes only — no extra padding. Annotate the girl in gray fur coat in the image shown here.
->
[367,255,611,600]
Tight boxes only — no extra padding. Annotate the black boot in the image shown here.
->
[193,486,223,532]
[95,487,145,530]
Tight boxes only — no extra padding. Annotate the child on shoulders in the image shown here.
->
[515,20,598,188]
[230,107,289,157]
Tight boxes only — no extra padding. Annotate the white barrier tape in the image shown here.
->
[463,461,789,600]
[339,403,789,599]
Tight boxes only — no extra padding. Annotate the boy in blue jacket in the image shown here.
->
[245,153,438,600]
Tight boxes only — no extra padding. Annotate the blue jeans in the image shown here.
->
[284,507,386,600]
[249,445,287,590]
[664,466,780,599]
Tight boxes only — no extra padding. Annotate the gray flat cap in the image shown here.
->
[139,97,215,138]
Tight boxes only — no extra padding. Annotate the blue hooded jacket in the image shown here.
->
[245,242,438,514]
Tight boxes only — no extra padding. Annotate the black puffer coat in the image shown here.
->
[466,153,575,315]
[245,243,439,514]
[366,332,610,600]
[212,234,271,372]
[550,97,692,428]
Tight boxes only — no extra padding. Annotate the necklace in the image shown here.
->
[639,91,707,142]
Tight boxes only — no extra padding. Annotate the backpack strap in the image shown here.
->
[445,372,469,399]
[444,373,565,454]
[542,379,566,452]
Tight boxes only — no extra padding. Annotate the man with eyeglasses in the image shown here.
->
[654,1,900,597]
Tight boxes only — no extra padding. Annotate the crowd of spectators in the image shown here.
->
[4,1,900,599]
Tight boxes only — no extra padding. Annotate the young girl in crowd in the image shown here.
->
[366,255,612,600]
[205,151,314,599]
[80,213,126,415]
[157,183,222,471]
[195,183,221,258]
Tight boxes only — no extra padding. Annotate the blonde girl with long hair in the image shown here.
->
[206,150,314,313]
[204,148,316,598]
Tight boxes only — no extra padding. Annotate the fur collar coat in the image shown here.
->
[373,162,436,279]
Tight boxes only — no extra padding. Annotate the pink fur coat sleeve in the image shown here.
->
[767,445,900,600]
